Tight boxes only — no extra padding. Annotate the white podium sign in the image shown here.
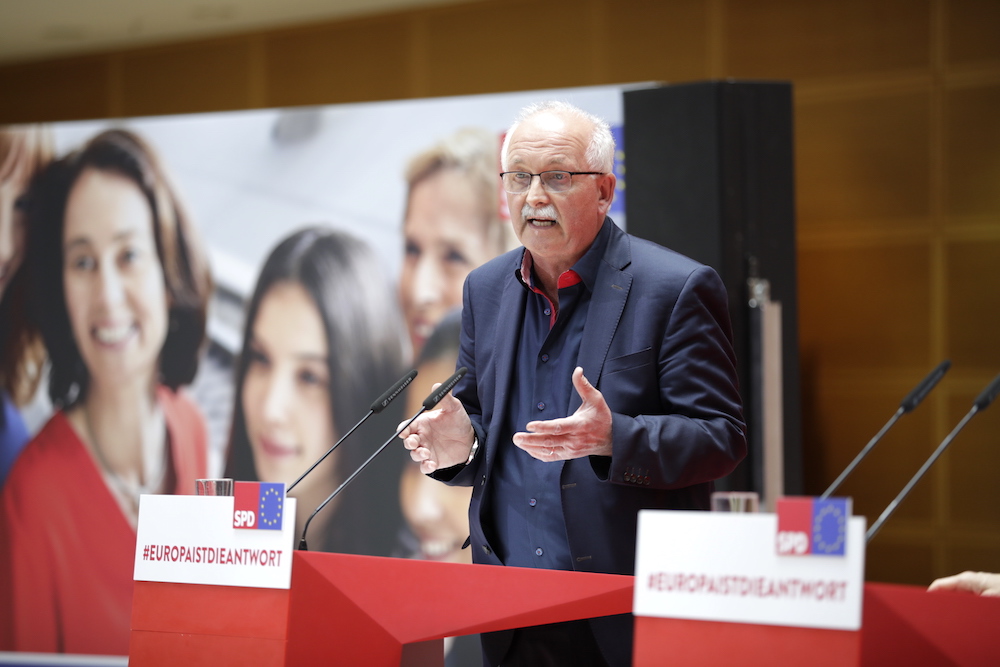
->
[134,494,297,590]
[633,510,865,630]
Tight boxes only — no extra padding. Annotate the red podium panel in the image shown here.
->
[633,615,859,666]
[633,582,1000,667]
[860,582,1000,667]
[130,551,633,666]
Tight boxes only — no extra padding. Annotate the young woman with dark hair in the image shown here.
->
[225,226,409,556]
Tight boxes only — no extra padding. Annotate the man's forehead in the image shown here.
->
[525,110,571,132]
[508,112,588,164]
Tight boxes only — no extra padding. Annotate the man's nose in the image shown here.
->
[526,174,550,206]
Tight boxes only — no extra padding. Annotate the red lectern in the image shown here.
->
[632,582,1000,667]
[130,551,634,666]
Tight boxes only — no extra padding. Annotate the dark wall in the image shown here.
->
[624,81,801,499]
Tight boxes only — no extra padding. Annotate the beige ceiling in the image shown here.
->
[0,0,476,65]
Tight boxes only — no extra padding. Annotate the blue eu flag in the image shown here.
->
[257,482,285,530]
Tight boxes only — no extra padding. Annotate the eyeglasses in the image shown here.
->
[499,170,604,194]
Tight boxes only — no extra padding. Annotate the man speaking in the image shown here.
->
[401,101,747,667]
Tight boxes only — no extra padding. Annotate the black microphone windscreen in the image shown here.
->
[900,360,951,413]
[973,373,1000,411]
[423,367,468,410]
[370,369,418,413]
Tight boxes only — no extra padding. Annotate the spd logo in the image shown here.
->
[776,496,850,557]
[233,481,285,530]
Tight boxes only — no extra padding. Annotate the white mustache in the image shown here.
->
[521,204,558,221]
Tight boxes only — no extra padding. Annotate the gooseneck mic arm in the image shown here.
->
[866,372,1000,543]
[298,367,467,550]
[821,360,951,499]
[287,370,417,493]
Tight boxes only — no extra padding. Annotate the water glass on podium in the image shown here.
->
[710,491,759,512]
[196,478,234,496]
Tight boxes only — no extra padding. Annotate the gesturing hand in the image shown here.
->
[512,367,612,462]
[928,571,1000,597]
[399,387,475,474]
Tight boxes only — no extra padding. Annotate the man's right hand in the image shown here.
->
[399,388,476,474]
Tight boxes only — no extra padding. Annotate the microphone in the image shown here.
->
[298,367,467,550]
[286,369,417,492]
[820,360,950,499]
[866,372,1000,542]
[423,366,467,409]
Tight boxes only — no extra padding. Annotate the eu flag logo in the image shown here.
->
[233,481,285,530]
[777,496,850,557]
[812,498,848,555]
[257,483,284,530]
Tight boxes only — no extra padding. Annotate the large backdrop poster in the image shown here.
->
[0,83,632,657]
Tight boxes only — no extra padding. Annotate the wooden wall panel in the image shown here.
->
[947,0,1000,65]
[725,0,931,79]
[798,245,931,368]
[946,239,1000,368]
[424,1,592,96]
[604,0,709,84]
[0,57,112,122]
[121,39,253,117]
[946,84,1000,219]
[866,541,935,587]
[796,92,931,228]
[806,387,935,522]
[950,544,1000,575]
[946,389,1000,531]
[264,18,412,107]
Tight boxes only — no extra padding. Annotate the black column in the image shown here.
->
[624,80,801,496]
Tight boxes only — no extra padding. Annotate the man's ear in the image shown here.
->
[596,172,617,214]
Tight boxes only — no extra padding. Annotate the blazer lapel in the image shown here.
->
[487,263,527,466]
[573,223,633,413]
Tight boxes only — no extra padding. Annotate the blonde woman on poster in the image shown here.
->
[398,127,516,358]
[0,126,53,486]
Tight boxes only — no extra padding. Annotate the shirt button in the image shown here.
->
[544,308,551,316]
[529,498,537,507]
[535,548,543,556]
[540,354,549,362]
[537,402,545,411]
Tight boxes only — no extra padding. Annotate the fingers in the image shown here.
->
[928,575,962,593]
[408,444,441,473]
[522,418,567,435]
[928,571,986,595]
[401,432,420,451]
[437,389,464,414]
[512,435,560,461]
[572,366,598,403]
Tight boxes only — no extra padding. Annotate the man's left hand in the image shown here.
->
[513,366,613,461]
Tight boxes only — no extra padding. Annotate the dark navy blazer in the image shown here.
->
[435,218,747,666]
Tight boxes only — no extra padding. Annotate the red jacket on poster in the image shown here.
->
[0,387,207,655]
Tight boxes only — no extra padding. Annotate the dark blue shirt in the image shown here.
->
[489,222,611,569]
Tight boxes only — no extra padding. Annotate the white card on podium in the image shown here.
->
[633,510,865,630]
[134,494,297,589]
